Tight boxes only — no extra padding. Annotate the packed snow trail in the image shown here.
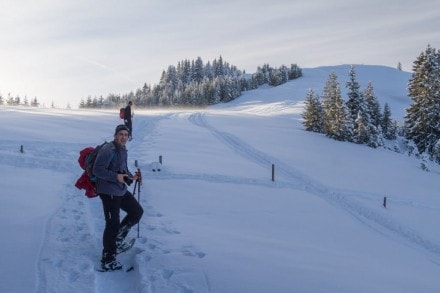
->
[187,112,440,260]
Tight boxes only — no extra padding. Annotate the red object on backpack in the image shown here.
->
[75,146,98,198]
[78,147,94,170]
[119,108,125,119]
[75,172,96,198]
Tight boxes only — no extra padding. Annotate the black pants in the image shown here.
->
[99,191,143,255]
[124,119,132,138]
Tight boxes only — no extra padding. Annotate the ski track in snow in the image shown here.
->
[187,112,440,261]
[36,187,96,293]
[128,113,211,293]
[4,110,440,292]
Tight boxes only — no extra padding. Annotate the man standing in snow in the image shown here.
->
[124,101,133,140]
[93,124,143,271]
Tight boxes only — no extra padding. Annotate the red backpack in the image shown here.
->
[75,142,115,198]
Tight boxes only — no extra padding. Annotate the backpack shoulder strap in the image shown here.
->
[106,141,117,166]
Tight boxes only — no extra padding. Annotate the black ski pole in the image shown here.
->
[132,179,138,197]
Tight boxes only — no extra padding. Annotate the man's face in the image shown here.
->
[114,130,129,146]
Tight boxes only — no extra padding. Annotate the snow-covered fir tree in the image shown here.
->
[353,111,370,144]
[268,65,288,86]
[382,103,397,140]
[362,81,383,147]
[363,81,382,128]
[346,65,365,123]
[433,140,440,163]
[192,57,204,83]
[322,72,353,141]
[288,64,303,80]
[302,89,324,133]
[404,45,440,162]
[31,97,39,107]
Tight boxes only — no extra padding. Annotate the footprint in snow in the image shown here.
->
[181,246,206,258]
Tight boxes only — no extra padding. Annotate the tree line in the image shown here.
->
[303,45,440,164]
[0,94,40,107]
[302,65,397,148]
[79,56,303,109]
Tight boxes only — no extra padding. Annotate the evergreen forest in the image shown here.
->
[78,56,302,109]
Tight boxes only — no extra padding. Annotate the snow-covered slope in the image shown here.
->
[1,65,440,293]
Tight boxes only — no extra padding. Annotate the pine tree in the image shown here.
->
[204,61,214,80]
[269,68,285,86]
[404,45,440,161]
[86,96,92,108]
[213,56,224,77]
[302,89,324,133]
[177,59,191,86]
[362,81,383,147]
[192,57,204,83]
[346,65,364,124]
[288,64,302,80]
[31,97,39,107]
[433,140,440,163]
[363,82,382,128]
[322,72,352,141]
[354,111,369,144]
[382,103,396,140]
[7,93,13,105]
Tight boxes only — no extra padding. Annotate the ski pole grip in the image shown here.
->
[136,168,142,184]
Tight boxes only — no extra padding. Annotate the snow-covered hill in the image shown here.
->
[2,65,440,293]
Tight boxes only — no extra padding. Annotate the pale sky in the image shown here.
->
[0,0,439,108]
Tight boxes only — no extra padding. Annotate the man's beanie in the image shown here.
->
[114,124,129,135]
